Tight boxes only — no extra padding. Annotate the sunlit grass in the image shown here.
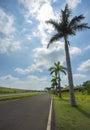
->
[0,87,31,93]
[53,92,90,130]
[0,93,40,101]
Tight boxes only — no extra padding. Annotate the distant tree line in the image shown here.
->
[45,80,90,95]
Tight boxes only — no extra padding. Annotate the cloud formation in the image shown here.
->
[67,0,81,9]
[0,74,49,90]
[85,45,90,50]
[15,41,65,74]
[62,73,88,86]
[0,8,15,36]
[19,0,56,47]
[0,8,21,54]
[77,59,90,72]
[0,37,21,54]
[70,47,82,56]
[0,0,89,90]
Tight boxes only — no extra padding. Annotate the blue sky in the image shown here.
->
[0,0,90,90]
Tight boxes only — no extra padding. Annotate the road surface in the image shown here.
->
[0,94,51,130]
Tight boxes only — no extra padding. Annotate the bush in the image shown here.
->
[82,81,90,95]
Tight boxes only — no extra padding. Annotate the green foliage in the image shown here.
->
[82,81,90,94]
[46,4,90,48]
[53,92,90,130]
[48,61,67,97]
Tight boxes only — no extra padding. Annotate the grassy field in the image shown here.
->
[53,92,90,130]
[0,87,41,101]
[0,87,31,93]
[0,93,40,101]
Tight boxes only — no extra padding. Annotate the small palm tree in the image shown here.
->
[46,4,90,106]
[51,76,58,95]
[54,61,67,98]
[49,66,58,95]
[49,61,67,98]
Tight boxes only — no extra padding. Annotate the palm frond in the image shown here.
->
[46,20,61,33]
[69,15,85,27]
[48,67,55,71]
[54,62,58,67]
[54,61,61,69]
[54,61,67,75]
[64,3,71,17]
[50,70,57,75]
[61,4,71,24]
[49,66,58,76]
[60,69,67,75]
[67,29,76,36]
[73,23,90,31]
[47,33,63,48]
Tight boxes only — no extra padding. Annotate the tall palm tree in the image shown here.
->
[49,61,67,98]
[46,4,90,106]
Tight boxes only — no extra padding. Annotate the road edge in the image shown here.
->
[46,96,53,130]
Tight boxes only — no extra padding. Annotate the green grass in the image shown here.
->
[53,92,90,130]
[0,93,40,101]
[0,86,31,93]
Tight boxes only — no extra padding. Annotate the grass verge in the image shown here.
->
[0,93,40,101]
[53,92,90,130]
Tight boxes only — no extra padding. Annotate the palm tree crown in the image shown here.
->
[46,4,90,48]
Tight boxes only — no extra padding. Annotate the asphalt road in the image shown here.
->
[0,94,51,130]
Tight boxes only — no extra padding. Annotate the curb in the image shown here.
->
[46,97,53,130]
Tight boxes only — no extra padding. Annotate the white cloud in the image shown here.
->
[0,8,15,36]
[61,73,88,86]
[19,0,56,47]
[0,8,21,54]
[15,41,65,74]
[0,38,10,53]
[73,73,88,85]
[26,35,32,41]
[33,43,65,65]
[14,68,29,74]
[85,45,90,50]
[73,73,87,79]
[77,59,90,72]
[19,0,43,18]
[0,75,19,81]
[15,64,42,74]
[70,47,82,56]
[10,41,21,52]
[27,75,49,90]
[52,0,58,2]
[26,19,32,24]
[26,31,41,41]
[67,0,81,9]
[36,2,56,47]
[19,0,56,18]
[0,37,21,54]
[0,74,49,90]
[37,2,55,22]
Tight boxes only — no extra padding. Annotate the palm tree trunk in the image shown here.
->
[55,84,58,95]
[64,36,76,106]
[55,73,58,95]
[58,72,62,98]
